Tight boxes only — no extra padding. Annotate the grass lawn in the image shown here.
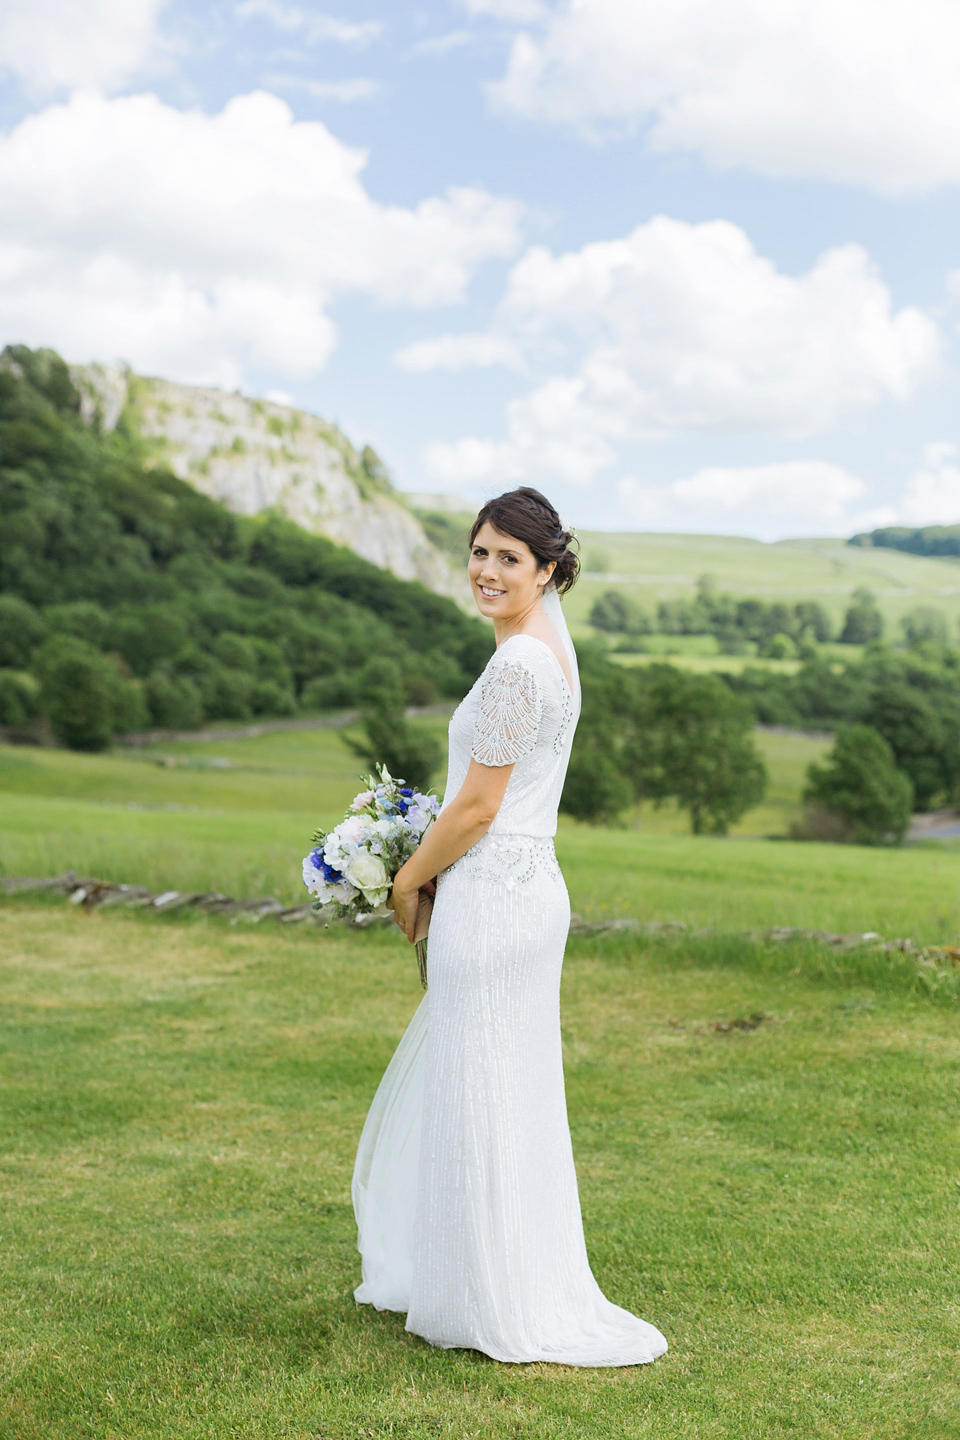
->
[1,902,957,1439]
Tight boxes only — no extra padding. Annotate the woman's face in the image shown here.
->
[468,521,555,622]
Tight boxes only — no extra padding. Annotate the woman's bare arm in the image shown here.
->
[390,758,512,940]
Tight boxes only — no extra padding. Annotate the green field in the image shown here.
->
[566,532,960,642]
[3,725,960,936]
[3,725,960,1437]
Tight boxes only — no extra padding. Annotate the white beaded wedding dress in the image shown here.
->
[352,587,668,1367]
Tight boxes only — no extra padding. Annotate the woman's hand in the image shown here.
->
[388,876,420,944]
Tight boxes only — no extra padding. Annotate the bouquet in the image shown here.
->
[302,764,440,986]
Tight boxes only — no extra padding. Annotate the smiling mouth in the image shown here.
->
[478,584,506,599]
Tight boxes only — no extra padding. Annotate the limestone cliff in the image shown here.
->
[71,364,468,602]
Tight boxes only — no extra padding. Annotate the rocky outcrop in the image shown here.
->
[71,364,468,602]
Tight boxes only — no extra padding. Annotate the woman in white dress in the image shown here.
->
[353,487,667,1367]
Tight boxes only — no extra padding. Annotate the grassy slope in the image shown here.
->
[1,905,957,1439]
[567,532,960,639]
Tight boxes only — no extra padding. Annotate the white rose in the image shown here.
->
[344,850,390,903]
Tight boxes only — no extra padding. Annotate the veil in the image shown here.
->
[541,580,581,710]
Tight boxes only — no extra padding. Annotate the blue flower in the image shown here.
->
[310,848,344,884]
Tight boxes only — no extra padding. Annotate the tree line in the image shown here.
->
[0,345,492,751]
[588,575,958,653]
[849,523,960,559]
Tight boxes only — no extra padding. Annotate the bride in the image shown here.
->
[352,486,668,1367]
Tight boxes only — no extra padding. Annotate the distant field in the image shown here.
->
[563,532,960,640]
[409,502,960,644]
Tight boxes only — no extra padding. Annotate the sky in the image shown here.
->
[3,0,960,539]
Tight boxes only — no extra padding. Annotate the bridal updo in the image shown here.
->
[469,487,580,596]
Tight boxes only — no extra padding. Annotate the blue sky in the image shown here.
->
[2,0,960,538]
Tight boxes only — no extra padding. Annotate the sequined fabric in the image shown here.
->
[352,635,668,1365]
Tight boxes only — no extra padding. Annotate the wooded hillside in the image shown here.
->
[0,345,492,750]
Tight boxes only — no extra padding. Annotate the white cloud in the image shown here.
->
[267,75,380,102]
[423,373,626,489]
[0,89,522,387]
[396,332,524,371]
[461,0,548,20]
[614,448,960,541]
[489,0,960,195]
[409,31,475,59]
[673,462,865,519]
[236,2,382,47]
[0,0,164,92]
[411,217,938,491]
[897,443,960,525]
[617,461,868,540]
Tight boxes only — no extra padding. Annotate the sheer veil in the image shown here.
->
[541,580,581,710]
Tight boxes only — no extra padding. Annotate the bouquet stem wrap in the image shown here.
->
[413,892,433,988]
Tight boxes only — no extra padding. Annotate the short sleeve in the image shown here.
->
[471,657,543,767]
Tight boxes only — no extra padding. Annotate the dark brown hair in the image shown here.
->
[469,487,580,596]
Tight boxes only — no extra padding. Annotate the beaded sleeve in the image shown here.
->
[470,657,543,767]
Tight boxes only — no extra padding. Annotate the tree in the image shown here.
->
[802,725,912,845]
[0,595,46,669]
[589,590,630,633]
[561,655,768,833]
[0,669,39,727]
[560,644,632,823]
[862,682,954,810]
[758,632,797,660]
[343,657,442,792]
[34,638,122,751]
[793,601,832,643]
[144,670,204,729]
[626,668,767,835]
[560,744,632,824]
[901,606,948,648]
[840,587,883,644]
